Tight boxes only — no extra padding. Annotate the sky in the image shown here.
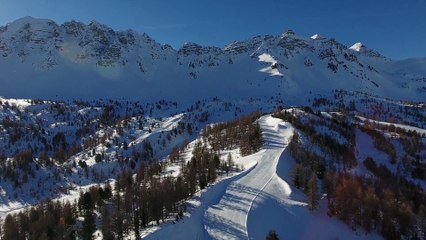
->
[0,0,425,59]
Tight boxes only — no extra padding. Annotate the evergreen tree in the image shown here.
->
[138,182,149,228]
[266,230,280,240]
[292,164,303,188]
[148,178,163,225]
[308,173,319,211]
[3,215,19,240]
[133,210,140,239]
[62,202,77,239]
[101,206,114,240]
[113,194,124,240]
[208,157,217,183]
[17,212,29,240]
[169,146,180,163]
[79,191,93,212]
[227,153,234,171]
[81,211,95,240]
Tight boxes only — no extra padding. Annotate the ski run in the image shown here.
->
[143,115,381,239]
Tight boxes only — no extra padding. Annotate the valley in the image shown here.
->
[0,17,425,240]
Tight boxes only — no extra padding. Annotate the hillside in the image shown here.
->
[0,16,425,240]
[0,94,424,239]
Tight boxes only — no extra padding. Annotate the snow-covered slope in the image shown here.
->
[144,115,382,239]
[0,96,278,216]
[0,17,425,104]
[0,95,423,239]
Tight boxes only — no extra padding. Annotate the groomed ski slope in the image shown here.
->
[145,115,381,240]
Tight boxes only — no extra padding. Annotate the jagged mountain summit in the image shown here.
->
[0,16,425,103]
[349,42,365,52]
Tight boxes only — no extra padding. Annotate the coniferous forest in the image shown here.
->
[274,108,426,240]
[0,112,263,240]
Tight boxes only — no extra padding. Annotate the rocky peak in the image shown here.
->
[87,21,115,44]
[281,29,295,38]
[179,42,203,56]
[310,34,325,40]
[3,17,58,38]
[178,42,221,57]
[162,44,174,51]
[62,20,86,37]
[349,42,364,52]
[277,34,314,52]
[140,32,159,46]
[320,38,348,51]
[350,42,384,58]
[223,36,263,55]
[88,20,113,32]
[0,16,391,82]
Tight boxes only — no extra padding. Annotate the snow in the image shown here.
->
[353,129,396,175]
[258,53,277,64]
[0,201,28,218]
[0,96,281,218]
[0,101,193,218]
[0,16,422,239]
[258,53,283,76]
[356,115,426,135]
[205,116,295,239]
[310,34,324,40]
[144,115,380,239]
[0,97,32,109]
[0,17,424,104]
[4,16,55,34]
[350,42,364,52]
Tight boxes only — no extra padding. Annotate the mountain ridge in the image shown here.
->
[0,17,424,240]
[0,16,425,103]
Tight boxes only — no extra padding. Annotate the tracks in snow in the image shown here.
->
[204,115,297,239]
[145,115,300,240]
[145,115,383,240]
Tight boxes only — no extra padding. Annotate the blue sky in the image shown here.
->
[0,0,425,59]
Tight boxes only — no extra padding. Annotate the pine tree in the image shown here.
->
[101,206,114,240]
[227,153,234,172]
[112,193,125,240]
[292,164,303,188]
[266,230,280,240]
[133,210,140,239]
[79,192,93,212]
[308,173,319,211]
[419,205,426,240]
[208,157,217,183]
[184,161,197,196]
[62,202,77,239]
[3,215,19,240]
[169,146,180,163]
[138,182,149,228]
[81,211,95,240]
[17,212,29,240]
[148,178,163,225]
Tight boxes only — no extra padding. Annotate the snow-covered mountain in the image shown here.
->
[0,17,425,103]
[1,16,426,240]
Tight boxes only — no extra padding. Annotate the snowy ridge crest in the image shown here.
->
[0,17,424,103]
